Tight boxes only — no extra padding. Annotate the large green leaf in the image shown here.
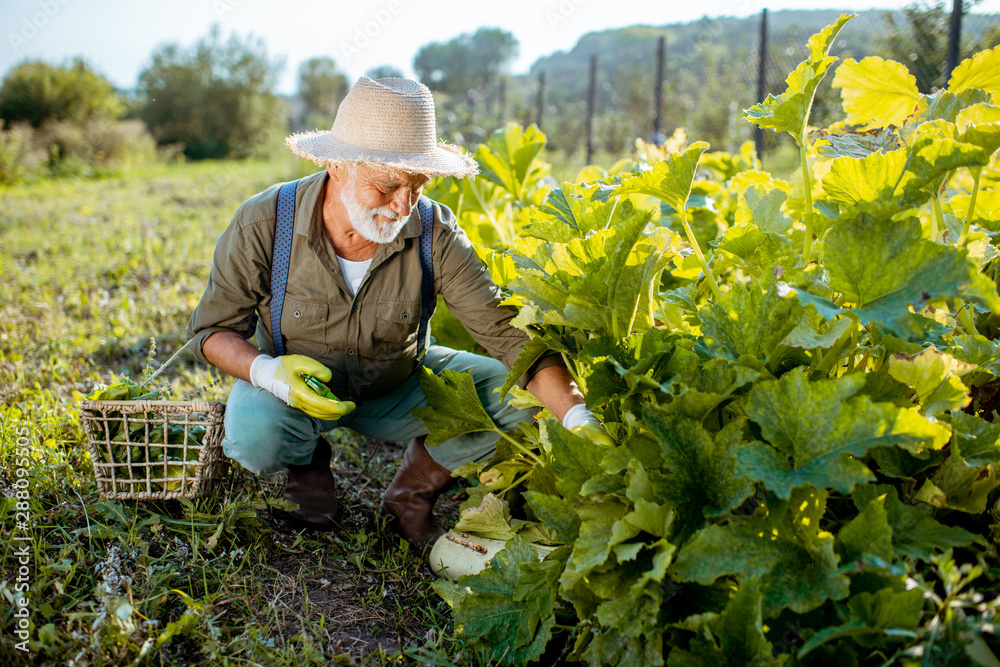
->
[817,215,1000,336]
[887,346,973,416]
[582,629,666,667]
[413,368,500,447]
[560,498,634,590]
[740,371,950,497]
[472,242,518,288]
[799,588,924,657]
[948,44,1000,98]
[835,493,894,562]
[903,120,992,194]
[643,410,753,541]
[698,278,804,363]
[851,484,975,560]
[832,56,921,128]
[949,334,1000,377]
[671,487,850,616]
[950,411,1000,467]
[744,14,854,140]
[658,358,760,422]
[817,126,903,159]
[735,183,792,233]
[500,337,551,399]
[548,422,609,501]
[667,579,778,666]
[956,102,1000,157]
[915,88,994,125]
[593,141,709,213]
[915,451,1000,514]
[781,310,854,349]
[474,123,549,204]
[440,535,557,665]
[594,539,676,638]
[507,202,681,338]
[524,491,581,543]
[527,181,645,242]
[453,493,518,541]
[714,225,796,277]
[820,148,908,216]
[950,187,1000,231]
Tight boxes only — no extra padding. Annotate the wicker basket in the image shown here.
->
[80,400,228,500]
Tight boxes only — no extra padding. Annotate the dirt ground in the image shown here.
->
[257,436,466,661]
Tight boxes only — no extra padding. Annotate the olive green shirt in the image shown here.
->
[187,170,556,402]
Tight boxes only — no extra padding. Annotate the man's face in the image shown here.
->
[338,166,430,244]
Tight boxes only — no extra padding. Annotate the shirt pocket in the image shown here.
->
[373,298,420,354]
[278,295,330,351]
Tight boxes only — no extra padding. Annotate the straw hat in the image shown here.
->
[285,76,478,178]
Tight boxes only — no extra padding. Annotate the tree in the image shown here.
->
[137,26,284,160]
[365,65,405,80]
[298,57,348,125]
[0,58,123,129]
[414,28,517,94]
[882,0,993,93]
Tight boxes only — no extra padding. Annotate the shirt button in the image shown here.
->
[347,349,356,355]
[351,305,357,312]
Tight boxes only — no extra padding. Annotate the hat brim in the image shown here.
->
[285,130,478,178]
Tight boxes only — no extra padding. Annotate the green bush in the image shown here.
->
[0,58,123,129]
[137,27,285,160]
[0,122,46,184]
[0,119,158,183]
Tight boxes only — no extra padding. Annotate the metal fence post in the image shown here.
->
[654,35,666,140]
[945,0,963,86]
[536,71,546,130]
[587,54,598,164]
[756,8,769,163]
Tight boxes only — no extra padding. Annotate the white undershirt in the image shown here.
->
[336,255,372,296]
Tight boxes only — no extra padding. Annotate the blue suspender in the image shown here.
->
[269,181,435,365]
[415,195,434,363]
[270,180,298,356]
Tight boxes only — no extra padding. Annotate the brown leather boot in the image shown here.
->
[282,436,338,530]
[380,438,454,550]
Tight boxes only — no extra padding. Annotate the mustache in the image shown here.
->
[370,206,406,222]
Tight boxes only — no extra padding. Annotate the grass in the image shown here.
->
[0,158,475,666]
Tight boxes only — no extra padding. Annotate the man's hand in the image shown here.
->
[570,422,615,447]
[563,404,615,446]
[249,354,355,420]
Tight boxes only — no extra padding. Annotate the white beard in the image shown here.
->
[340,173,409,244]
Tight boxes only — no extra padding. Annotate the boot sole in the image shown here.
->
[271,509,339,533]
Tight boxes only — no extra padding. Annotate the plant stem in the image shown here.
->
[497,429,544,467]
[958,167,983,247]
[678,206,723,301]
[958,300,978,337]
[799,136,816,262]
[817,318,857,374]
[930,187,945,240]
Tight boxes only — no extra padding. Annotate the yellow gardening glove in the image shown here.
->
[249,354,356,421]
[570,422,616,447]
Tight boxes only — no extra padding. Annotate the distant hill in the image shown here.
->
[515,9,1000,152]
[529,9,999,106]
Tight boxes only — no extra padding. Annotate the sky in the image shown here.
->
[3,0,1000,95]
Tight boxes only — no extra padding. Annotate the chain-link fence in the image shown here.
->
[441,4,1000,167]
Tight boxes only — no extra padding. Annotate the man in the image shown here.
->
[187,76,608,550]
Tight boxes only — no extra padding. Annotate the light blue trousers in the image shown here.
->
[222,346,537,474]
